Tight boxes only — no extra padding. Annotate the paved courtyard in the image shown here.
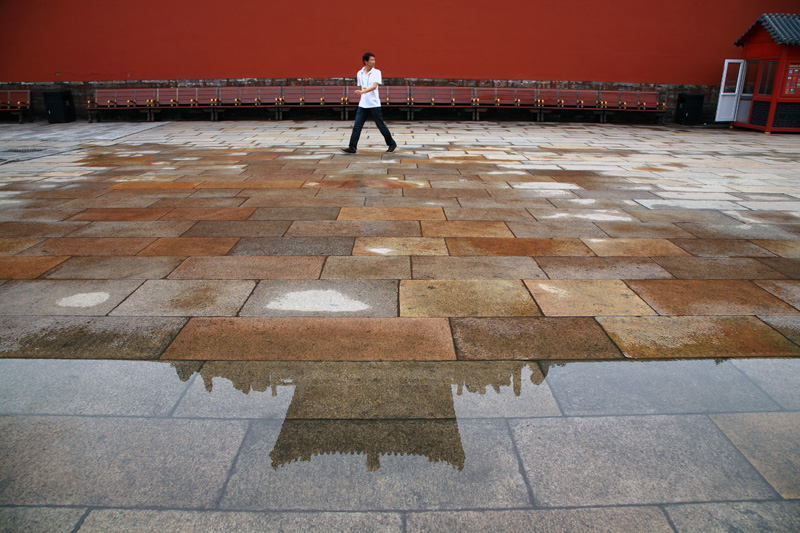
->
[0,120,799,531]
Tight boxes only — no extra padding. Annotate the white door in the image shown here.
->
[715,59,746,122]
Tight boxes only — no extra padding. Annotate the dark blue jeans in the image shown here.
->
[348,106,396,152]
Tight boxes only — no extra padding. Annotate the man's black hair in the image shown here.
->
[362,52,375,64]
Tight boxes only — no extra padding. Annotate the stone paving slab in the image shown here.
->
[400,280,539,317]
[162,317,456,361]
[1,121,800,364]
[710,413,800,499]
[510,415,778,507]
[0,279,143,316]
[110,279,255,316]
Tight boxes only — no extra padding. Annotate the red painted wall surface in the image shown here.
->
[1,1,797,85]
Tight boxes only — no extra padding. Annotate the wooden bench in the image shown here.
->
[0,90,31,123]
[84,84,666,123]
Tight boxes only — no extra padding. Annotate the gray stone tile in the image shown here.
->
[678,223,800,240]
[240,280,398,317]
[79,509,403,533]
[0,221,87,238]
[111,279,255,316]
[412,256,547,280]
[0,416,247,507]
[758,314,800,345]
[0,507,86,533]
[321,256,411,279]
[758,258,800,279]
[407,507,674,533]
[595,221,695,238]
[67,221,195,237]
[43,256,183,279]
[510,415,778,507]
[250,207,341,220]
[670,238,777,257]
[506,220,609,238]
[181,220,291,237]
[230,237,354,256]
[732,356,800,410]
[652,257,786,279]
[220,419,531,510]
[536,257,672,279]
[0,280,143,316]
[665,501,800,533]
[543,359,781,416]
[0,316,186,360]
[0,359,196,416]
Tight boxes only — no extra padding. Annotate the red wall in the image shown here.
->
[1,1,797,85]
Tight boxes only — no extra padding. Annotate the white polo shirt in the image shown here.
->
[357,67,382,108]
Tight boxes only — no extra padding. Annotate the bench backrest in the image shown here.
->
[302,86,325,104]
[282,86,304,105]
[3,90,30,107]
[516,88,537,106]
[474,88,496,105]
[559,89,579,107]
[324,86,345,105]
[195,87,217,105]
[258,86,282,105]
[384,85,409,105]
[538,88,559,106]
[599,90,619,108]
[452,87,473,105]
[218,87,241,105]
[576,89,599,108]
[638,91,662,109]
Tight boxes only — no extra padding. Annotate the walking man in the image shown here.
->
[342,52,397,154]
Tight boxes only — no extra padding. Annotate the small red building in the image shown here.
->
[717,13,800,133]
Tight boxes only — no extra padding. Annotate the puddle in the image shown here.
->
[0,357,797,521]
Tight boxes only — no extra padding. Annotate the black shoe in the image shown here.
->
[386,145,397,153]
[341,148,356,154]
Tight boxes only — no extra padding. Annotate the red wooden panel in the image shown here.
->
[452,87,473,105]
[258,86,281,106]
[431,86,452,105]
[116,89,139,106]
[538,88,560,107]
[598,90,619,108]
[323,86,345,105]
[157,88,179,106]
[474,88,496,106]
[303,86,325,105]
[495,88,516,106]
[282,86,304,105]
[516,88,537,106]
[638,91,663,109]
[559,89,580,107]
[384,85,409,105]
[194,87,217,105]
[218,87,241,105]
[95,89,117,107]
[8,90,29,107]
[618,90,638,109]
[576,89,599,108]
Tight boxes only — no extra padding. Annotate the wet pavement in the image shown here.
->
[0,120,799,530]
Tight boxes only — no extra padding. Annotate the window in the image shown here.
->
[742,60,759,95]
[723,62,741,93]
[758,61,778,96]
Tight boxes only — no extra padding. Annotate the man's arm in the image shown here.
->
[355,82,379,96]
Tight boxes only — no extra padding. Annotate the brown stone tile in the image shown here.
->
[755,281,800,310]
[750,240,800,258]
[287,221,421,238]
[241,197,363,208]
[180,221,290,238]
[400,280,540,317]
[353,237,448,256]
[0,256,69,279]
[452,317,624,360]
[412,256,547,280]
[249,207,341,220]
[447,237,594,257]
[67,208,173,222]
[44,256,184,280]
[0,238,42,255]
[626,280,800,315]
[421,221,514,238]
[651,257,786,280]
[670,239,776,257]
[67,221,195,238]
[111,280,255,316]
[536,257,673,280]
[169,256,324,279]
[161,317,456,361]
[196,180,304,189]
[337,207,445,221]
[598,316,800,359]
[108,181,200,190]
[138,238,238,257]
[506,221,609,238]
[19,238,155,256]
[758,258,800,279]
[159,208,256,221]
[149,198,246,208]
[404,188,490,198]
[321,256,411,279]
[525,280,657,316]
[0,222,87,238]
[594,222,695,238]
[710,412,800,499]
[582,238,691,257]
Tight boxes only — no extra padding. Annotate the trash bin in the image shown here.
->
[675,93,704,125]
[43,90,76,123]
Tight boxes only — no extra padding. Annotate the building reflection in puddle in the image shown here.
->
[171,361,548,472]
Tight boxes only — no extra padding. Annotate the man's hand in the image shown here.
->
[355,89,363,96]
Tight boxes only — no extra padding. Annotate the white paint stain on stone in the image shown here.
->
[57,292,111,308]
[266,290,370,312]
[368,248,394,255]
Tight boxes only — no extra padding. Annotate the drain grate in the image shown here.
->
[3,148,45,153]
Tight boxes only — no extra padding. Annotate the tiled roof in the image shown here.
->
[735,13,800,46]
